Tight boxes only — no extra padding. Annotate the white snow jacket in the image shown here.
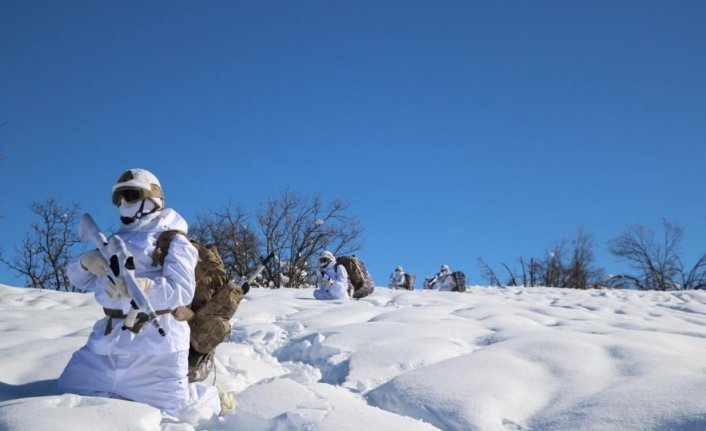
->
[434,270,455,291]
[389,271,405,288]
[67,208,198,355]
[314,260,349,300]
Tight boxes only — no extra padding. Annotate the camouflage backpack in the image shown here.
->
[152,230,245,382]
[451,271,467,292]
[335,255,375,299]
[402,273,416,290]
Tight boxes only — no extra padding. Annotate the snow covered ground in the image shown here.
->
[2,284,706,431]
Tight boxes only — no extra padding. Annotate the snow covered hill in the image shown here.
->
[2,284,706,431]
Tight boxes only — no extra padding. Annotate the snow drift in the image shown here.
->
[1,284,706,430]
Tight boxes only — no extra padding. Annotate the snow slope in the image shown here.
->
[1,284,706,430]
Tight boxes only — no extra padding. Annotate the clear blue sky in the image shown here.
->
[1,1,705,287]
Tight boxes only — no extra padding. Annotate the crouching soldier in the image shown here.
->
[389,266,406,289]
[313,251,349,300]
[57,168,225,415]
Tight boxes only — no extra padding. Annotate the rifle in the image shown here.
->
[79,213,166,337]
[240,251,276,288]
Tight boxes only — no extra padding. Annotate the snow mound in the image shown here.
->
[3,284,706,430]
[0,394,161,431]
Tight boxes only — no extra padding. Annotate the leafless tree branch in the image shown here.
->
[257,190,363,287]
[477,258,502,287]
[0,198,81,291]
[608,220,688,290]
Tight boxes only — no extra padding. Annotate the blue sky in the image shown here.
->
[1,1,705,287]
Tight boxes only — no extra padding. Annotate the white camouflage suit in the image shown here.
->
[434,268,455,291]
[57,208,220,414]
[389,269,405,289]
[314,260,349,300]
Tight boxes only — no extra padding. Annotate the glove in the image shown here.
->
[218,387,237,416]
[241,281,250,295]
[80,250,109,276]
[105,276,153,300]
[105,277,128,299]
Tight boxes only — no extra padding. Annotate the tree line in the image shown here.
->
[1,195,705,292]
[478,222,706,290]
[188,190,363,288]
[0,191,362,291]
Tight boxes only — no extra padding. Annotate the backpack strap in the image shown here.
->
[151,229,188,267]
[150,229,194,320]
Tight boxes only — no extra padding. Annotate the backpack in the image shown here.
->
[451,271,467,292]
[335,255,375,299]
[152,230,245,382]
[402,273,416,290]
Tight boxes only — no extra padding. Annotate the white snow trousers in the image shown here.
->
[313,285,348,300]
[57,346,220,414]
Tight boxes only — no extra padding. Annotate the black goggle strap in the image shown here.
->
[119,199,160,224]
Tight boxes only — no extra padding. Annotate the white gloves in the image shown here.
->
[105,277,128,299]
[105,276,154,300]
[80,250,109,276]
[218,387,237,416]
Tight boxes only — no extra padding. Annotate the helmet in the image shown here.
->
[395,266,403,272]
[111,168,164,209]
[440,264,450,272]
[319,250,335,267]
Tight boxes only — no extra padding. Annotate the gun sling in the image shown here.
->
[103,308,183,335]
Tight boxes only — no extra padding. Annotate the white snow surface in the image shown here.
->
[1,284,706,430]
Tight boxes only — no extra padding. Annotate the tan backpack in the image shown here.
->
[335,255,375,299]
[152,230,245,382]
[451,271,467,292]
[403,273,416,290]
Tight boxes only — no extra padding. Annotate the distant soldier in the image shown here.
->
[389,266,406,289]
[425,264,466,292]
[314,251,349,300]
[434,264,454,291]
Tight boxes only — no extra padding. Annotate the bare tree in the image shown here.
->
[515,257,543,287]
[608,220,704,290]
[0,198,82,291]
[257,189,363,287]
[479,230,602,289]
[526,257,542,287]
[538,231,603,289]
[677,254,706,290]
[519,257,528,287]
[190,203,261,282]
[477,257,502,286]
[542,240,566,287]
[565,230,603,289]
[501,262,518,286]
[477,257,534,287]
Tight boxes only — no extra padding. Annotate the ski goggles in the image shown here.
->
[319,257,332,265]
[112,187,160,206]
